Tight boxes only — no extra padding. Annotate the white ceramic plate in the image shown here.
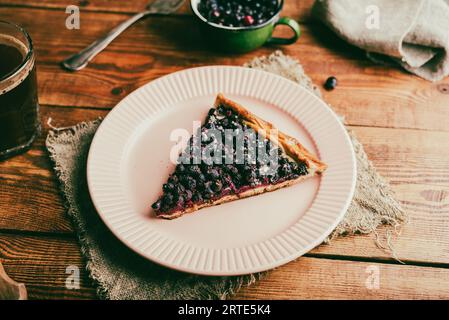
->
[87,66,356,276]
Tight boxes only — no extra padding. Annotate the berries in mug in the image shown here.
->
[198,0,280,27]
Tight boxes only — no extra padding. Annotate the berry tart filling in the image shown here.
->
[151,94,327,219]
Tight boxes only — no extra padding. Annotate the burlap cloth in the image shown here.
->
[45,51,407,300]
[312,0,449,82]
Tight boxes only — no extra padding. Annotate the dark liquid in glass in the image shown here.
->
[0,38,39,157]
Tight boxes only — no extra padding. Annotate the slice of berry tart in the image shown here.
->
[151,94,327,219]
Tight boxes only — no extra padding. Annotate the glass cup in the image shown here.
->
[0,20,40,160]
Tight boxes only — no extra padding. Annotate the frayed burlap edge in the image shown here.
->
[46,119,112,299]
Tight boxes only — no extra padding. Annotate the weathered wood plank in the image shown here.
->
[1,106,449,265]
[1,7,447,131]
[0,234,97,299]
[0,0,314,22]
[2,233,449,299]
[235,256,449,299]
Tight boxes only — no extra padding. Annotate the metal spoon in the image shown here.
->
[62,0,185,71]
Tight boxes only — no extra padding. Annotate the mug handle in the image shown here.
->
[266,17,301,45]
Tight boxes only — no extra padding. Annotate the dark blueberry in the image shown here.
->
[236,13,244,22]
[161,203,170,213]
[207,167,221,179]
[280,163,292,175]
[162,193,174,205]
[188,165,202,175]
[179,175,190,186]
[211,10,221,19]
[208,108,216,117]
[181,176,196,190]
[203,183,214,198]
[269,174,279,184]
[203,192,212,200]
[185,190,193,202]
[163,183,174,192]
[324,76,338,90]
[190,176,198,189]
[247,169,258,181]
[201,163,211,171]
[204,181,212,189]
[192,192,203,202]
[177,184,186,194]
[168,175,179,184]
[226,165,239,176]
[230,121,242,129]
[212,180,223,192]
[249,178,260,187]
[151,199,162,211]
[177,195,185,207]
[244,164,256,172]
[221,118,230,127]
[291,162,302,172]
[278,155,288,165]
[296,162,308,175]
[217,104,226,114]
[239,164,249,173]
[176,164,186,173]
[197,173,206,182]
[231,173,242,185]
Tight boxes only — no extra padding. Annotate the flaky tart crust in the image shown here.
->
[157,94,327,219]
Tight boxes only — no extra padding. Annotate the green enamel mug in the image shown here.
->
[190,0,301,53]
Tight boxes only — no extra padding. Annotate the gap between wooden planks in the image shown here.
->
[1,233,449,299]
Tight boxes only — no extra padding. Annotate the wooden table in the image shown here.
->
[1,0,449,300]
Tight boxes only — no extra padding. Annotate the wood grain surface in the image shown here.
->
[1,0,449,299]
[3,233,449,300]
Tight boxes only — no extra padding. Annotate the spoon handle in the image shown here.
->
[62,11,149,71]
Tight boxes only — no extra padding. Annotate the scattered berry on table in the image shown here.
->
[324,76,338,90]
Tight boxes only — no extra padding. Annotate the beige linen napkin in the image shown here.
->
[312,0,449,81]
